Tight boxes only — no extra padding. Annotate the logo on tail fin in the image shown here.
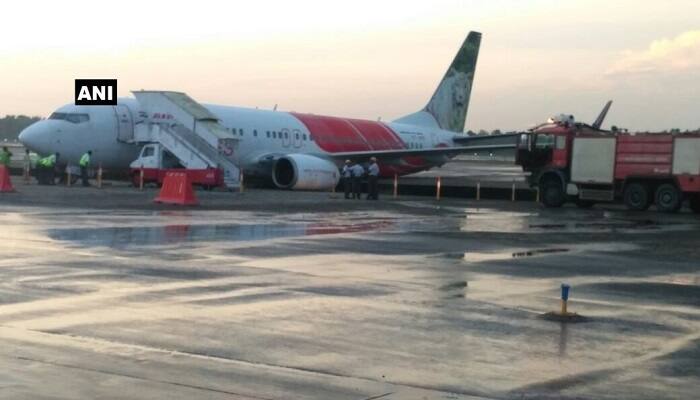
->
[424,32,481,133]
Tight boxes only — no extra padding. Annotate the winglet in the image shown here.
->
[592,100,613,130]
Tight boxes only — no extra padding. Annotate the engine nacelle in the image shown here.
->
[272,154,340,190]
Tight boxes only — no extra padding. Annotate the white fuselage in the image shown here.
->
[19,98,458,178]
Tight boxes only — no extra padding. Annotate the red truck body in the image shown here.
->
[516,122,700,212]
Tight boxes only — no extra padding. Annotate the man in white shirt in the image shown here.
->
[351,161,365,199]
[341,159,352,199]
[367,157,380,200]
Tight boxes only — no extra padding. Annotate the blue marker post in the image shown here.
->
[560,283,571,315]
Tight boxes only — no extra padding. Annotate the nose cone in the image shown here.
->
[18,122,48,154]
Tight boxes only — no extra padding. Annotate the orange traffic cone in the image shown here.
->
[0,166,15,192]
[153,172,198,205]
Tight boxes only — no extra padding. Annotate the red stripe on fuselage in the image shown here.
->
[290,113,438,177]
[291,113,406,152]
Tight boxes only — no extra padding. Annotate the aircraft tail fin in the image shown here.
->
[393,31,482,133]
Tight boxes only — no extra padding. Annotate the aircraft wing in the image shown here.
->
[451,132,521,146]
[327,143,515,161]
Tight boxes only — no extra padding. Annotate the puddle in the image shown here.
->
[458,243,636,263]
[512,248,569,258]
[46,220,393,248]
[440,281,469,291]
[462,248,570,262]
[530,219,662,231]
[293,285,390,297]
[454,207,698,234]
[577,282,700,307]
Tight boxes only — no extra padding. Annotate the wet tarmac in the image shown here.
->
[1,181,699,399]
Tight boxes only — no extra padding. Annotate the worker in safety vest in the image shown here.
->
[0,146,12,167]
[341,159,352,199]
[350,161,365,199]
[36,152,59,185]
[366,157,380,200]
[79,150,92,186]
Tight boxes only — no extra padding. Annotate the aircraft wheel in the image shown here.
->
[623,183,651,211]
[655,184,681,213]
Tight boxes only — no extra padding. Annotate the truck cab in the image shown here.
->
[130,143,182,170]
[129,143,223,188]
[516,117,576,207]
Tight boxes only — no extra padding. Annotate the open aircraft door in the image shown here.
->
[114,104,134,142]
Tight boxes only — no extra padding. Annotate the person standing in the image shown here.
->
[341,159,352,199]
[79,150,92,187]
[351,161,365,199]
[367,157,380,200]
[0,146,12,168]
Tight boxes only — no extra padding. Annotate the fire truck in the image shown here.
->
[516,105,700,213]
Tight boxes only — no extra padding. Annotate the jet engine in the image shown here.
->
[272,154,340,190]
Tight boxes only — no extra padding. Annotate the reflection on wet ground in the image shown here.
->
[1,201,699,399]
[44,206,700,252]
[47,220,397,248]
[578,282,700,307]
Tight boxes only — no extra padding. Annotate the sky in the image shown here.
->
[0,0,698,131]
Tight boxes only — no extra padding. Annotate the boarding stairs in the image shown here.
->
[132,91,241,189]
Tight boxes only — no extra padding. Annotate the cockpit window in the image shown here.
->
[49,112,89,124]
[66,113,89,123]
[49,112,67,120]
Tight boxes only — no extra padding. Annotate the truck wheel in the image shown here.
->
[540,181,565,208]
[690,195,700,214]
[623,183,650,211]
[655,184,681,213]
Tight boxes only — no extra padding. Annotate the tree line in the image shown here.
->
[0,115,42,141]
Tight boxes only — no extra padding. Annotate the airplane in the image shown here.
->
[19,31,516,190]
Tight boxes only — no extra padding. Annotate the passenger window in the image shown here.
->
[266,131,270,138]
[303,134,307,141]
[239,129,244,136]
[295,133,299,140]
[143,147,155,157]
[254,130,258,137]
[273,132,277,138]
[284,132,289,139]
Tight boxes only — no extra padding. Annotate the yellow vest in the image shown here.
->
[79,153,90,167]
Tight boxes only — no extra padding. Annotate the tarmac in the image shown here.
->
[0,177,699,399]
